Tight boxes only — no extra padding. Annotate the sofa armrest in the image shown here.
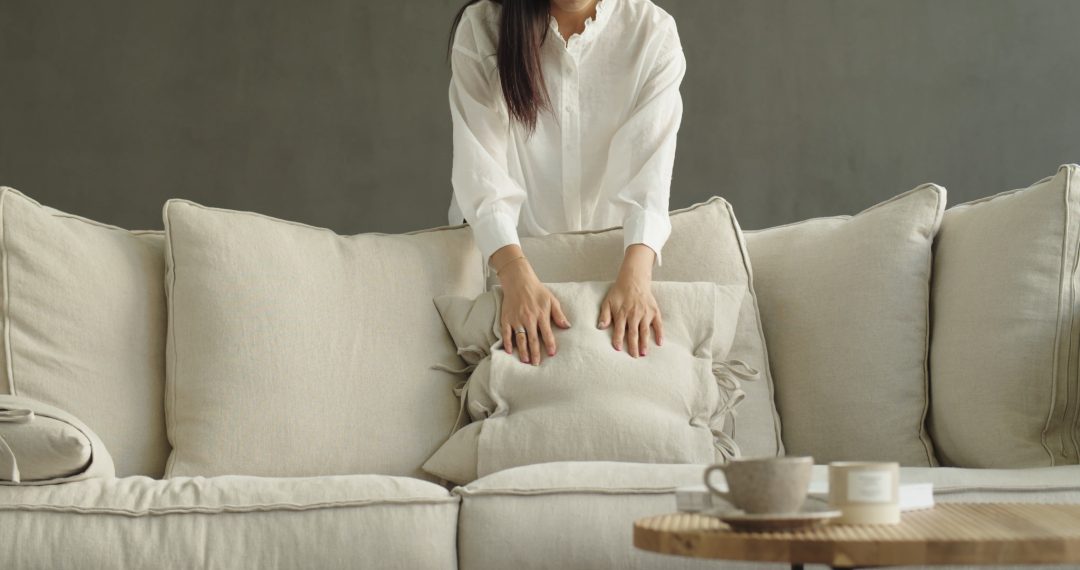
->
[0,395,115,485]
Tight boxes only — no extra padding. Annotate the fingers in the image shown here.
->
[639,319,649,357]
[652,313,664,347]
[502,322,514,355]
[539,315,556,358]
[627,311,641,358]
[600,281,663,358]
[514,327,530,364]
[501,279,570,365]
[551,299,571,329]
[612,311,627,352]
[527,321,542,366]
[597,302,612,330]
[612,308,660,358]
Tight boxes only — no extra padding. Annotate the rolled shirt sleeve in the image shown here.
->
[611,21,686,266]
[623,206,673,264]
[469,209,521,264]
[448,16,526,263]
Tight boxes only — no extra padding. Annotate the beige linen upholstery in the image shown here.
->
[0,395,114,484]
[931,164,1080,468]
[0,416,90,483]
[456,462,745,570]
[0,474,458,569]
[0,187,168,478]
[163,200,485,479]
[745,185,945,466]
[455,461,1080,570]
[424,282,751,484]
[508,198,783,458]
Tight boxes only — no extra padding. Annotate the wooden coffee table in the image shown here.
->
[634,503,1080,568]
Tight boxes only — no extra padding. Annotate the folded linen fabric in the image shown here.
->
[423,281,753,485]
[0,395,115,485]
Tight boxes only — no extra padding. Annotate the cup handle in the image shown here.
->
[703,465,731,505]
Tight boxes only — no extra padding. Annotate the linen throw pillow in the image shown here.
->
[930,164,1080,468]
[744,185,945,466]
[422,281,754,484]
[163,200,485,479]
[506,198,783,458]
[0,187,168,477]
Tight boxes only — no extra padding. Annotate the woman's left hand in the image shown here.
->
[598,244,663,357]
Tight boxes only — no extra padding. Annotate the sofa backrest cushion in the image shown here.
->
[162,200,484,479]
[503,198,784,459]
[0,187,168,477]
[745,184,944,466]
[423,281,750,484]
[930,164,1080,468]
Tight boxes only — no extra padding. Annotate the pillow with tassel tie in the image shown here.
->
[423,281,755,485]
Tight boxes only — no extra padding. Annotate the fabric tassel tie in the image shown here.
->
[0,407,34,483]
[430,345,489,436]
[709,360,759,463]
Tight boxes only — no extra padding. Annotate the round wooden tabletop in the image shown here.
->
[634,503,1080,568]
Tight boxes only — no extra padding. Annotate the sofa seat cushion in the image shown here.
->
[455,461,1080,570]
[456,461,761,570]
[0,474,459,569]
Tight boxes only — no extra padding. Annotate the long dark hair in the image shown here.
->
[449,0,552,133]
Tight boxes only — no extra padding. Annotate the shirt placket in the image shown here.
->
[560,47,582,231]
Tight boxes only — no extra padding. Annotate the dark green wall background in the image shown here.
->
[1,0,1077,233]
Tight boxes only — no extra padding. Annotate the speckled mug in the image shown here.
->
[704,456,814,514]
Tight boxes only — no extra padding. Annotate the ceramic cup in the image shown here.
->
[703,456,813,514]
[828,461,900,525]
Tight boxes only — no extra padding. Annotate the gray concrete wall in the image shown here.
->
[1,0,1077,233]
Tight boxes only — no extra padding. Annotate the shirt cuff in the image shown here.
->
[471,210,521,263]
[623,208,672,266]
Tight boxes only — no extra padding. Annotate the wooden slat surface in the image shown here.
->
[634,503,1080,567]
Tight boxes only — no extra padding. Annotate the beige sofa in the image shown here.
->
[1,166,1079,569]
[2,463,1079,569]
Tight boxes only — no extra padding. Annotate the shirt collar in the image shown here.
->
[548,0,612,48]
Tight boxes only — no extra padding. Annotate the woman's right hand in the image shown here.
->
[492,246,571,366]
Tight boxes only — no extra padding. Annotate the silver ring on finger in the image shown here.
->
[515,327,526,335]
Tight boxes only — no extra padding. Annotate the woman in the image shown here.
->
[448,0,685,366]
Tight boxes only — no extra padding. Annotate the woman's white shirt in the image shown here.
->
[448,0,685,264]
